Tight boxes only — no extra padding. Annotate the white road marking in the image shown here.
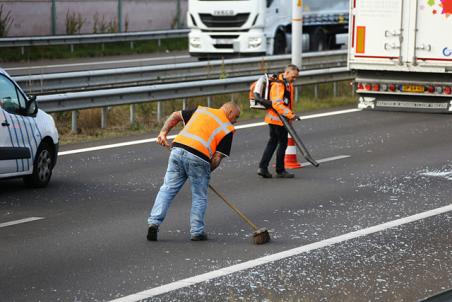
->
[58,108,362,156]
[235,108,362,130]
[58,137,166,156]
[110,203,452,302]
[5,55,190,72]
[0,217,44,228]
[301,155,350,166]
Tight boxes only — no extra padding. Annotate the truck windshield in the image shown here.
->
[304,0,348,11]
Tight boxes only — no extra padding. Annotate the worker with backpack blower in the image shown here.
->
[257,64,300,179]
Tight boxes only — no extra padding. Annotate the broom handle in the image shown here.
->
[208,184,258,231]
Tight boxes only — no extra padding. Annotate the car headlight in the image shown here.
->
[190,37,201,48]
[248,37,262,48]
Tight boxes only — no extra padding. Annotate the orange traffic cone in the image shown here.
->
[284,133,302,169]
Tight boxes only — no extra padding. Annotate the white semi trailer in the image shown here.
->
[348,0,452,112]
[187,0,349,59]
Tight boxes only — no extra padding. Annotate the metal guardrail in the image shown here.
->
[37,67,352,113]
[0,29,189,48]
[15,50,347,94]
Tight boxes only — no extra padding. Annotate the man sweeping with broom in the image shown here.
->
[147,101,241,242]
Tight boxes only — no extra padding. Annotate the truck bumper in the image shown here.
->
[358,94,452,113]
[189,29,267,58]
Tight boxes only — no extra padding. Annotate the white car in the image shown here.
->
[0,68,59,187]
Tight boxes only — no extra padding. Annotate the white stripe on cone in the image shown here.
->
[285,134,302,169]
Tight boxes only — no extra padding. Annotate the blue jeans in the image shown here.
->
[148,147,211,236]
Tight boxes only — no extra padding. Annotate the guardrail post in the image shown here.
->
[157,102,162,122]
[21,47,25,56]
[51,0,56,35]
[182,98,187,110]
[314,84,319,99]
[130,104,136,125]
[70,44,74,53]
[71,111,78,134]
[118,0,123,33]
[130,41,134,49]
[176,0,181,29]
[158,39,161,48]
[207,96,211,107]
[101,107,108,129]
[333,82,338,97]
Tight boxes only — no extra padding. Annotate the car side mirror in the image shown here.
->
[26,95,38,116]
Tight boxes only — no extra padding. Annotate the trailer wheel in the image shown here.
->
[273,30,286,55]
[310,28,328,52]
[23,141,54,188]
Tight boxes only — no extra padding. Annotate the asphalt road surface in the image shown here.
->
[1,108,452,301]
[2,51,193,76]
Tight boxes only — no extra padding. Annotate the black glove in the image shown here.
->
[253,93,272,109]
[294,115,302,121]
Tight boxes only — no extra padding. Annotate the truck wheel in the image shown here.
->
[273,31,286,55]
[310,28,328,52]
[23,142,54,188]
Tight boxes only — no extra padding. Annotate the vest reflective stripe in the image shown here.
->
[198,107,231,135]
[174,107,234,159]
[264,113,281,122]
[178,129,213,157]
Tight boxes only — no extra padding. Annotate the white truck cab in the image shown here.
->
[0,69,59,187]
[188,0,349,59]
[188,0,287,58]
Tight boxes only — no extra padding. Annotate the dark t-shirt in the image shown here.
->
[172,108,234,163]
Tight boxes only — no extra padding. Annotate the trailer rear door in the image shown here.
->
[413,0,452,70]
[349,0,405,70]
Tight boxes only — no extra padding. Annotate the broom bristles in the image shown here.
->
[252,228,270,245]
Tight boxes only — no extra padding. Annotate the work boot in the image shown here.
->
[276,170,295,178]
[190,232,208,241]
[257,168,273,178]
[147,224,159,241]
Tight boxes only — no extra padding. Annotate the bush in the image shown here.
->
[65,10,85,35]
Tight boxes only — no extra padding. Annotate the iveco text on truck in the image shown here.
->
[348,0,452,112]
[188,0,349,59]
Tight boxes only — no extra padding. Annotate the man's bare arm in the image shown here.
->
[211,152,225,171]
[157,111,183,147]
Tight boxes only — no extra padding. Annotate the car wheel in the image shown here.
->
[23,142,54,188]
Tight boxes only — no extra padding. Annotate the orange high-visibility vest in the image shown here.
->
[173,106,235,159]
[264,74,295,126]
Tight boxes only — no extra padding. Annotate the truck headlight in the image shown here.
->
[248,37,262,48]
[190,37,201,48]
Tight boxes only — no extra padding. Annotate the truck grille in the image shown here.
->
[214,44,233,49]
[210,35,239,40]
[199,13,250,28]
